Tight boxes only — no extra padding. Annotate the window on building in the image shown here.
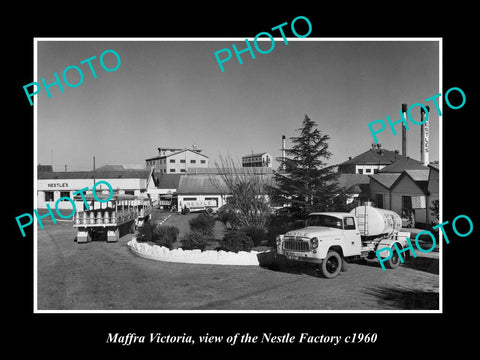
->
[190,159,196,164]
[45,191,54,202]
[375,193,384,208]
[358,169,364,174]
[60,191,70,199]
[373,168,379,174]
[180,169,186,172]
[201,160,206,164]
[180,159,185,163]
[365,168,371,174]
[170,169,176,172]
[183,197,197,201]
[125,190,134,195]
[170,159,175,163]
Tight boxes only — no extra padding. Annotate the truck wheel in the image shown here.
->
[321,251,342,279]
[386,247,400,269]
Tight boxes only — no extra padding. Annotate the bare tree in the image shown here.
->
[210,155,273,228]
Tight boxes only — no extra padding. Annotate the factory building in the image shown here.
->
[369,160,438,227]
[145,147,209,174]
[337,144,405,174]
[242,152,272,168]
[37,165,155,210]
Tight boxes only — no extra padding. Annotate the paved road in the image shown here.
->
[37,220,440,311]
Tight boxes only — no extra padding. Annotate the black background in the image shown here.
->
[6,4,477,356]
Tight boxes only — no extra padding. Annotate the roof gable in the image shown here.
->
[390,170,429,193]
[369,173,401,189]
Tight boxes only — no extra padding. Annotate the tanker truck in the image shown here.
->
[275,206,411,279]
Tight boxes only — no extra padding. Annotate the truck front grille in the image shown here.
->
[283,237,310,252]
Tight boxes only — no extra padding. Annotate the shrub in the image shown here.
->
[216,204,240,230]
[153,225,179,249]
[189,213,215,237]
[137,221,156,242]
[220,230,254,253]
[181,232,209,251]
[265,215,305,246]
[239,225,267,247]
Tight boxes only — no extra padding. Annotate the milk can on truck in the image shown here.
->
[275,206,411,278]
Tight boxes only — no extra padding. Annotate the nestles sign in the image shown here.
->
[47,182,69,188]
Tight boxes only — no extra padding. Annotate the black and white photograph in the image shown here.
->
[33,38,441,312]
[7,6,478,356]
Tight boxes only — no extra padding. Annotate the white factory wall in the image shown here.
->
[37,178,147,210]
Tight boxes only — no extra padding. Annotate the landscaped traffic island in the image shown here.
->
[127,237,273,266]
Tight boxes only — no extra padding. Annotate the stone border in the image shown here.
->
[127,237,272,266]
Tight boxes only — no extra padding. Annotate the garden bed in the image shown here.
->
[127,237,274,266]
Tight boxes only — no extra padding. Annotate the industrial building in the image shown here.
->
[145,147,209,174]
[149,166,274,212]
[337,144,405,174]
[37,165,156,210]
[242,152,272,168]
[369,161,438,227]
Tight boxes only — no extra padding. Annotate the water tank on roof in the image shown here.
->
[350,206,402,237]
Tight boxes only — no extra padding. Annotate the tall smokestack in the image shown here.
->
[402,104,407,157]
[420,106,430,166]
[281,135,286,171]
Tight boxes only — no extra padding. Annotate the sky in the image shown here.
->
[36,39,440,171]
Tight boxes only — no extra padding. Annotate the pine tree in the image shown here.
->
[273,114,341,217]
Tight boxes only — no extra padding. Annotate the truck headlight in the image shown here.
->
[310,237,319,249]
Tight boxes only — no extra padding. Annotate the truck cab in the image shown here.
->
[276,212,362,278]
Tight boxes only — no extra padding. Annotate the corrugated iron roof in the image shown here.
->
[177,174,230,195]
[428,162,439,171]
[242,152,268,158]
[404,169,429,181]
[338,148,405,166]
[154,174,182,189]
[379,157,428,173]
[37,165,53,173]
[186,167,274,175]
[369,173,401,189]
[337,173,371,189]
[38,170,150,180]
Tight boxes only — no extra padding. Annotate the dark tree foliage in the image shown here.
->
[273,114,345,218]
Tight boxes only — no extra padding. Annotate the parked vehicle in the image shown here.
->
[73,194,152,243]
[275,206,411,278]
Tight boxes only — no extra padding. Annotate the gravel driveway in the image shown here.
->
[37,219,439,311]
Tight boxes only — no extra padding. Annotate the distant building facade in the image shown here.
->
[145,147,209,174]
[337,145,405,175]
[242,152,272,168]
[37,165,155,210]
[368,159,438,227]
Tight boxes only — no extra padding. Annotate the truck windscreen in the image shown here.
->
[305,215,343,229]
